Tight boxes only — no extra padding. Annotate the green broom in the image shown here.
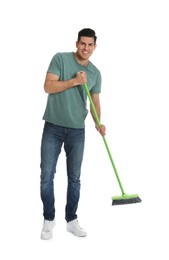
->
[84,83,141,205]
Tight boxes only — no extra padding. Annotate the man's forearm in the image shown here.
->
[44,78,79,94]
[90,103,101,126]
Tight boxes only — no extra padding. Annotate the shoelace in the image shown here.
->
[43,221,52,232]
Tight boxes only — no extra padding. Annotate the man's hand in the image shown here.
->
[75,71,87,85]
[95,124,106,136]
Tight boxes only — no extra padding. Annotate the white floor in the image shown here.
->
[1,118,168,260]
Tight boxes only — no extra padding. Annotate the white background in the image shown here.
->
[0,0,169,259]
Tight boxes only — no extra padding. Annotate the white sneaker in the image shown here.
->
[41,220,55,240]
[67,219,87,237]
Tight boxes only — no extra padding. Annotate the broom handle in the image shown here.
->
[84,83,125,195]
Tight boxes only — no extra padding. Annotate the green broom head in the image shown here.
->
[112,193,142,205]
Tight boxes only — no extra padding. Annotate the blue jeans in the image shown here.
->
[40,122,85,222]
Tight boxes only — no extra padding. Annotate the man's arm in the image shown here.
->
[90,93,106,136]
[44,72,87,94]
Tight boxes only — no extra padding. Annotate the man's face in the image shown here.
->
[76,36,96,60]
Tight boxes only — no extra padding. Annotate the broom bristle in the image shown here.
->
[112,196,142,205]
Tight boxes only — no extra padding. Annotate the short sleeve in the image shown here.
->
[47,53,61,77]
[90,70,102,94]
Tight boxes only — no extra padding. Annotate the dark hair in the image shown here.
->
[77,28,97,44]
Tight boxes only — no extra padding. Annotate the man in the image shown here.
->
[40,28,106,239]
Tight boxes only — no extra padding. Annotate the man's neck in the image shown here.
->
[74,52,89,66]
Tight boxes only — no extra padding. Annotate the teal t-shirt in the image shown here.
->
[43,52,101,128]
